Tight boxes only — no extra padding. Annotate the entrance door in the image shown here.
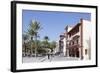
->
[76,48,79,57]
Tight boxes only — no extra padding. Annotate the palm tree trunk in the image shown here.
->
[23,42,27,57]
[35,35,37,57]
[31,37,33,57]
[24,42,26,57]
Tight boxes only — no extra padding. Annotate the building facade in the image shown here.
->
[59,26,73,56]
[59,19,91,60]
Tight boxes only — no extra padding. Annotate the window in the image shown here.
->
[85,49,87,55]
[72,41,74,45]
[69,34,71,37]
[76,40,79,44]
[69,42,71,46]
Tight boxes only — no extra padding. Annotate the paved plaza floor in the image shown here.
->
[22,55,80,63]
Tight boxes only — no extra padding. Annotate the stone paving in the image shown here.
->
[22,55,79,63]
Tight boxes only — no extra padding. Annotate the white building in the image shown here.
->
[59,19,91,60]
[66,19,91,60]
[59,26,73,56]
[82,19,91,60]
[54,40,60,54]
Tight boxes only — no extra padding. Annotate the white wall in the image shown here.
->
[83,20,91,60]
[0,0,100,73]
[63,37,66,56]
[54,40,59,53]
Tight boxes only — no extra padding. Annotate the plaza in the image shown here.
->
[22,55,79,63]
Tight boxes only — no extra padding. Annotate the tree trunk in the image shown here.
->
[35,35,37,57]
[23,42,27,57]
[31,37,33,57]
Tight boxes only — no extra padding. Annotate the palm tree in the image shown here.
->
[44,36,49,41]
[27,20,41,57]
[22,34,29,56]
[43,36,52,55]
[44,36,50,48]
[44,36,49,44]
[50,41,56,52]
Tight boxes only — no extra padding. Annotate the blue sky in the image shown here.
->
[22,10,91,41]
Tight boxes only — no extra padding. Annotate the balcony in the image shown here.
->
[68,32,80,40]
[67,44,81,49]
